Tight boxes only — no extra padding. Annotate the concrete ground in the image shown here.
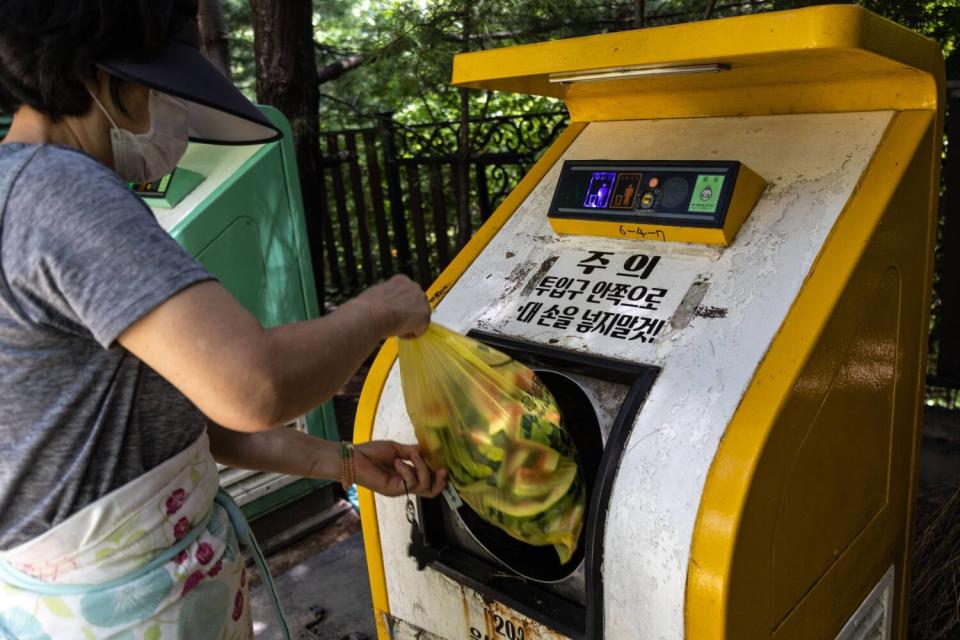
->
[250,406,960,640]
[250,509,377,640]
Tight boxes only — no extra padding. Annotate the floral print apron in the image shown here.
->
[0,432,289,639]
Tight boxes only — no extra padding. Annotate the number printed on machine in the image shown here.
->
[457,587,571,640]
[469,612,526,640]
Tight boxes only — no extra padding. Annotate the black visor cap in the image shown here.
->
[97,18,281,145]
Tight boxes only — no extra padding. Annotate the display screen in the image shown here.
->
[610,172,643,210]
[129,171,174,198]
[689,174,725,213]
[583,171,616,208]
[548,160,742,229]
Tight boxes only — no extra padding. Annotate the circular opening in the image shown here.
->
[454,370,603,583]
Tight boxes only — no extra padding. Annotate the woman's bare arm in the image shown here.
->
[207,422,446,497]
[118,275,429,432]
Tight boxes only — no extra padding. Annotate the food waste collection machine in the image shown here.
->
[356,6,944,640]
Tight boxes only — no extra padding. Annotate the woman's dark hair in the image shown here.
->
[0,0,197,119]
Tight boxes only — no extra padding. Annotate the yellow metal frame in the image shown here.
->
[356,5,944,639]
[547,162,766,245]
[686,109,940,639]
[452,5,941,122]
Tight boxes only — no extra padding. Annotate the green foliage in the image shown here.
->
[221,0,257,97]
[309,0,607,128]
[221,1,958,127]
[776,0,959,75]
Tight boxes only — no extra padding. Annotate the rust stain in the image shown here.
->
[485,596,568,640]
[483,599,496,639]
[460,585,473,638]
[461,584,571,640]
[428,283,451,306]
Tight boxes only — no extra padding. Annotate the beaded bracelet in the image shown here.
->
[339,441,355,490]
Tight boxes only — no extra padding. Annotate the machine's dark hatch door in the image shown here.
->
[412,332,659,640]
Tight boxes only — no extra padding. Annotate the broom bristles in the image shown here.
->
[910,482,960,639]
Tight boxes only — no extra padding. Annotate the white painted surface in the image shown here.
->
[147,142,262,232]
[372,112,893,639]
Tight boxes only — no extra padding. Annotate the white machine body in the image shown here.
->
[371,112,893,638]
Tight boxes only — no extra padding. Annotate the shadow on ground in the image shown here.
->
[250,517,376,639]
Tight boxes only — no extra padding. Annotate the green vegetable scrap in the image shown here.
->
[398,323,586,564]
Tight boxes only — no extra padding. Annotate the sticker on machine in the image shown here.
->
[460,586,571,640]
[479,249,704,351]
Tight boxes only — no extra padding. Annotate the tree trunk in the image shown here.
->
[704,0,719,20]
[455,5,472,250]
[634,0,645,28]
[250,0,327,309]
[197,0,231,79]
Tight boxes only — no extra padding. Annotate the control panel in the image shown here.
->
[547,159,765,246]
[130,167,204,209]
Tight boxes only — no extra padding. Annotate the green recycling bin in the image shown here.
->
[135,106,338,520]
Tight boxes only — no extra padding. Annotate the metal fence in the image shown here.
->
[315,111,568,300]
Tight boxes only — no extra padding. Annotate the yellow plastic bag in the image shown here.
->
[398,323,586,564]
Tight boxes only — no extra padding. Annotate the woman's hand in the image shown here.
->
[354,275,431,339]
[354,440,447,498]
[206,424,446,498]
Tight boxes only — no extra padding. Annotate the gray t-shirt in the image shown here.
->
[0,143,213,550]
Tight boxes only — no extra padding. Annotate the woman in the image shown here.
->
[0,1,446,638]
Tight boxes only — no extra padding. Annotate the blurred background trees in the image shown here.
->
[204,0,957,129]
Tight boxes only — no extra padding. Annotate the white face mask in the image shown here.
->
[89,88,189,183]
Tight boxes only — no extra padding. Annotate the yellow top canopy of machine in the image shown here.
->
[451,5,944,122]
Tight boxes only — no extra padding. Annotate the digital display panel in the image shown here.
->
[610,173,643,209]
[548,160,743,229]
[582,171,616,208]
[129,171,173,198]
